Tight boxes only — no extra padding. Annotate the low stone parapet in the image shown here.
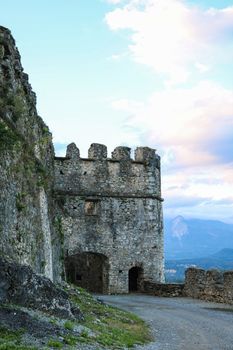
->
[184,267,233,304]
[223,271,233,302]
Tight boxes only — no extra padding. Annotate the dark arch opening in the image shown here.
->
[65,252,109,293]
[128,266,143,292]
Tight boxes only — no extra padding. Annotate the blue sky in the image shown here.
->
[1,0,233,222]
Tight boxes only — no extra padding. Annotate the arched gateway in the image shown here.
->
[65,252,109,293]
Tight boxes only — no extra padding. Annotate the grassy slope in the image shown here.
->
[69,285,151,348]
[0,285,152,349]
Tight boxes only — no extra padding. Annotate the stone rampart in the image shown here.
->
[184,267,233,304]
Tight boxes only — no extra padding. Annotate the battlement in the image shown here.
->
[62,143,159,166]
[54,143,162,199]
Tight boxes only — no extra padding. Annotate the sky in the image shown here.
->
[1,0,233,222]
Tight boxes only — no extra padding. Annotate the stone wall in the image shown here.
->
[142,268,233,304]
[0,26,62,281]
[55,143,164,293]
[184,267,233,304]
[143,281,184,297]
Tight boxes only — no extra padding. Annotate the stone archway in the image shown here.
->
[128,266,144,292]
[65,252,109,293]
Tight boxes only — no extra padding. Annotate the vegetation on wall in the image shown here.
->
[0,119,19,150]
[15,192,26,212]
[0,87,27,123]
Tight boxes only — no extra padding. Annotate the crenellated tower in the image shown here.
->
[54,143,164,294]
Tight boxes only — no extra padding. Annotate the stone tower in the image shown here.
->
[54,143,164,294]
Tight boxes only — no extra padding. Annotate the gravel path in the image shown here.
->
[99,294,233,350]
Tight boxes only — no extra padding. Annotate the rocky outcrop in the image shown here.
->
[0,26,63,281]
[0,258,82,319]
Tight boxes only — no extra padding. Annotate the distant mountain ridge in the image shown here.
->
[211,248,233,260]
[165,216,233,259]
[165,248,233,282]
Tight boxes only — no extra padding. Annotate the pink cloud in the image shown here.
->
[105,0,233,84]
[116,81,233,167]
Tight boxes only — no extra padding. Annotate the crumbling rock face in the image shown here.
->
[0,258,82,320]
[0,26,62,281]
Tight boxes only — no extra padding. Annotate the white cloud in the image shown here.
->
[105,0,233,85]
[115,81,233,167]
[105,0,233,221]
[110,81,233,220]
[163,164,233,222]
[195,62,210,73]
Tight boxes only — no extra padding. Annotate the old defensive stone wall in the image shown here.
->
[142,268,233,305]
[0,26,62,281]
[184,267,233,304]
[54,143,164,293]
[143,280,184,297]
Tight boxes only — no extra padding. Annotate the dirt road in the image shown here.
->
[99,294,233,350]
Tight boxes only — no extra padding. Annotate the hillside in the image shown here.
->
[165,216,233,259]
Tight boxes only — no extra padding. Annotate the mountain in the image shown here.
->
[165,248,233,282]
[164,216,233,259]
[210,248,233,260]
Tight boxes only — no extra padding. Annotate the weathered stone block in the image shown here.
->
[135,147,156,163]
[88,143,107,160]
[66,142,80,159]
[112,146,131,160]
[184,267,206,298]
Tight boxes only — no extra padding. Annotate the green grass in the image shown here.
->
[0,327,37,350]
[63,321,74,331]
[68,285,152,349]
[63,334,78,346]
[47,339,63,348]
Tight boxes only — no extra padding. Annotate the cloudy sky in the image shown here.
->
[1,0,233,222]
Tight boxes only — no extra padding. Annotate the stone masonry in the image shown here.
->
[54,143,164,293]
[184,267,233,305]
